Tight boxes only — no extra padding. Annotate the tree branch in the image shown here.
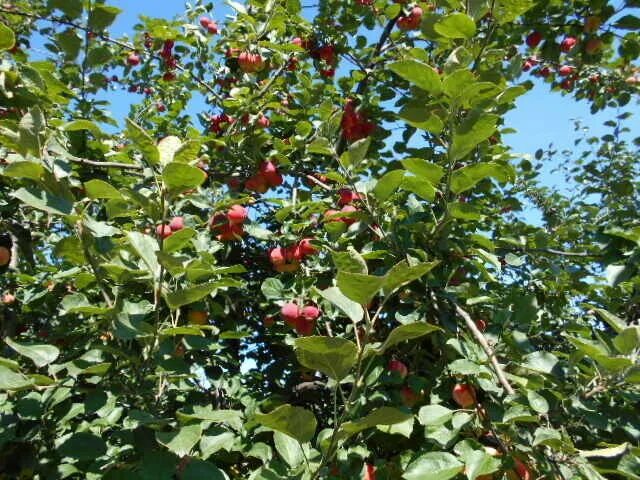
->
[65,155,144,170]
[455,303,515,395]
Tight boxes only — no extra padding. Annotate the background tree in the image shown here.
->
[0,0,638,479]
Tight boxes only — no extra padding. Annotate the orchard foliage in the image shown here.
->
[0,0,639,479]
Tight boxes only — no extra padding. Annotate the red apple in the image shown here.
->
[227,204,248,224]
[475,319,487,332]
[558,65,574,76]
[452,383,476,408]
[301,305,320,321]
[525,31,542,48]
[397,6,423,31]
[585,37,602,54]
[245,174,269,193]
[169,216,184,231]
[156,224,173,239]
[297,238,317,257]
[126,52,141,66]
[388,359,408,378]
[365,463,376,480]
[281,302,300,326]
[295,316,316,336]
[560,36,577,52]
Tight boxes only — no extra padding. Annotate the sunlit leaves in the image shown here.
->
[254,405,317,443]
[294,336,357,380]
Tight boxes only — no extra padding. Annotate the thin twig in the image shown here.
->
[455,303,515,395]
[65,155,144,170]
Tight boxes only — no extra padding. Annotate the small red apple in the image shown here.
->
[126,52,141,66]
[452,383,476,408]
[156,224,173,239]
[227,204,248,224]
[525,31,542,48]
[585,37,602,54]
[365,463,376,480]
[558,65,574,76]
[169,216,184,231]
[397,6,423,31]
[301,305,320,321]
[297,238,317,257]
[560,36,577,52]
[388,359,408,378]
[475,319,487,332]
[281,302,300,326]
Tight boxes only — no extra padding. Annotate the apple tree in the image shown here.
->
[0,0,638,478]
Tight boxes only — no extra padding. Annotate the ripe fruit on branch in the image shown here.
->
[187,310,208,325]
[508,458,532,480]
[401,386,422,407]
[388,359,408,378]
[281,302,301,326]
[337,188,363,206]
[200,16,219,34]
[227,205,248,224]
[210,213,245,242]
[558,65,575,76]
[339,205,359,225]
[1,292,15,304]
[168,216,184,232]
[585,37,603,54]
[297,238,317,257]
[365,463,376,480]
[560,36,577,52]
[0,246,10,266]
[209,113,234,134]
[256,114,271,128]
[156,224,173,239]
[245,174,269,193]
[238,51,265,73]
[258,161,283,187]
[525,31,543,48]
[397,6,423,31]
[269,246,300,272]
[126,52,141,66]
[341,99,375,142]
[452,383,476,408]
[475,319,487,332]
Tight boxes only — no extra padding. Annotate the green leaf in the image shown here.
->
[87,4,122,30]
[86,46,112,67]
[337,271,385,305]
[0,23,15,51]
[57,432,107,461]
[450,114,499,161]
[464,450,501,480]
[342,407,413,435]
[163,227,196,253]
[383,260,440,297]
[165,281,236,309]
[398,105,445,133]
[274,431,305,468]
[157,136,183,165]
[403,452,464,480]
[254,404,317,443]
[177,406,243,431]
[614,14,640,30]
[450,161,515,194]
[3,161,44,180]
[174,139,202,163]
[317,286,364,323]
[522,351,559,374]
[418,404,454,426]
[388,60,443,95]
[125,118,160,164]
[49,0,83,18]
[0,365,34,390]
[340,137,371,169]
[200,431,236,459]
[294,336,357,380]
[493,0,535,24]
[588,306,627,333]
[63,119,104,138]
[84,179,123,199]
[12,187,74,216]
[162,162,207,195]
[56,28,82,60]
[182,460,225,480]
[18,108,45,156]
[434,13,477,39]
[402,175,437,201]
[533,427,562,447]
[4,338,59,368]
[449,202,484,221]
[331,247,367,274]
[126,232,160,277]
[402,159,445,184]
[307,137,334,156]
[578,443,629,459]
[613,327,640,354]
[372,323,441,355]
[261,278,285,300]
[526,390,549,414]
[373,170,405,201]
[156,424,202,457]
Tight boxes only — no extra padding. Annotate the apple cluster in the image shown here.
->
[268,238,317,272]
[324,188,363,225]
[341,99,375,142]
[245,160,283,193]
[156,216,185,239]
[209,204,249,242]
[280,302,321,336]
